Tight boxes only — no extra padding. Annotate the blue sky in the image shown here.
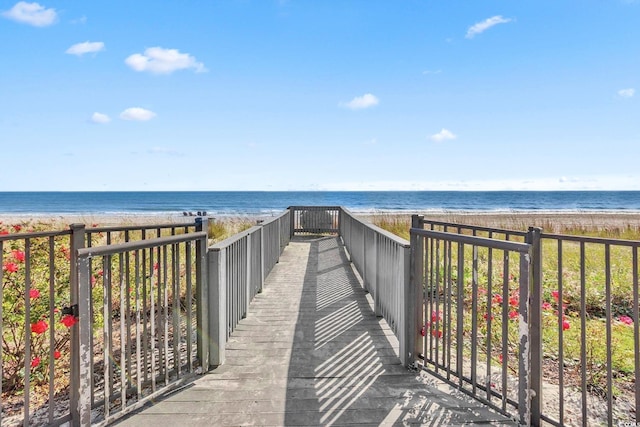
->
[1,1,639,191]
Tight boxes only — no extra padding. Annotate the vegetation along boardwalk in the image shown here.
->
[115,236,517,426]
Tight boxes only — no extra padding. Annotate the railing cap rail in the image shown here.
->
[260,210,290,227]
[341,206,410,247]
[412,228,530,253]
[288,205,341,210]
[420,218,528,237]
[540,231,640,247]
[209,225,263,251]
[77,231,207,258]
[88,220,200,233]
[0,228,72,241]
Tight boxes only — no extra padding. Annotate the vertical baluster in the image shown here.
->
[119,253,126,411]
[135,249,142,401]
[103,255,111,418]
[24,239,32,427]
[471,245,479,396]
[605,244,613,427]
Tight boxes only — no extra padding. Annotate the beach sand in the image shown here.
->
[4,211,640,233]
[361,211,640,233]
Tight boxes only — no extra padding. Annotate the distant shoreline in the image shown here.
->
[3,210,640,233]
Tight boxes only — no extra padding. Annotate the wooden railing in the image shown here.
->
[339,208,412,365]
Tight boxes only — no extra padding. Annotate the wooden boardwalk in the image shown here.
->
[115,236,517,426]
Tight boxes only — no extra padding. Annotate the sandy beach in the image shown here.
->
[362,211,640,233]
[3,211,640,234]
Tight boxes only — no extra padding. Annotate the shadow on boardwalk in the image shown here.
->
[282,237,515,426]
[115,236,516,426]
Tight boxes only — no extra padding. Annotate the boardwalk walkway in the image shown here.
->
[115,236,517,426]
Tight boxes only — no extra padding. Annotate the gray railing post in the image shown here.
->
[208,248,226,366]
[362,228,367,290]
[371,233,379,316]
[374,234,382,317]
[407,215,424,366]
[400,244,411,366]
[69,223,90,426]
[289,207,295,238]
[527,227,543,426]
[195,218,209,372]
[246,232,252,315]
[259,225,265,293]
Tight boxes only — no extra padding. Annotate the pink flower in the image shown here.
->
[542,302,552,311]
[509,310,519,320]
[31,320,48,335]
[431,329,443,338]
[551,290,560,302]
[492,294,503,305]
[618,315,634,326]
[562,320,570,331]
[60,315,78,328]
[420,326,426,337]
[29,289,41,299]
[3,262,19,273]
[431,311,441,323]
[31,357,40,368]
[12,249,25,263]
[12,224,22,232]
[508,296,519,307]
[53,350,61,360]
[483,312,494,321]
[0,230,8,235]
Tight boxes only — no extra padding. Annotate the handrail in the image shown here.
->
[289,206,340,235]
[74,225,209,426]
[412,228,529,252]
[88,221,198,233]
[207,211,290,367]
[78,231,208,257]
[419,218,528,237]
[410,224,534,425]
[339,207,412,366]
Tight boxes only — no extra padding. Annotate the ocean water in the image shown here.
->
[1,191,640,216]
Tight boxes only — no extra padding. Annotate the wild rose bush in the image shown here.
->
[421,246,636,400]
[0,221,94,397]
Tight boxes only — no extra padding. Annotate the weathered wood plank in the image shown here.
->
[114,237,517,427]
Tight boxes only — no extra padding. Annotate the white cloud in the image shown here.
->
[341,93,379,110]
[91,112,111,124]
[125,47,207,74]
[2,1,56,26]
[422,69,442,75]
[120,107,156,121]
[466,15,512,39]
[66,41,105,56]
[430,128,457,142]
[618,88,635,98]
